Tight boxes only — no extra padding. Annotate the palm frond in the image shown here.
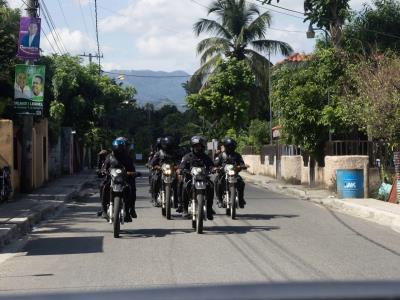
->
[246,11,271,41]
[196,37,232,55]
[200,43,230,65]
[244,49,271,85]
[251,39,293,56]
[189,54,223,91]
[193,18,232,39]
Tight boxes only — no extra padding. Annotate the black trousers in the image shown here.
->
[182,176,214,213]
[100,178,136,212]
[215,174,245,203]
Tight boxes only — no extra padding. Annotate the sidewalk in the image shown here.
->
[0,171,94,251]
[242,172,400,233]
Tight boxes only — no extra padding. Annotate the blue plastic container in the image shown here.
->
[336,169,364,199]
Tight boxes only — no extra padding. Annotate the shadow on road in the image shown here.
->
[205,225,280,235]
[24,236,104,256]
[237,214,298,221]
[120,228,193,238]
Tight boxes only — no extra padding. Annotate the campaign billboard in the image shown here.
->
[14,64,45,115]
[17,17,41,60]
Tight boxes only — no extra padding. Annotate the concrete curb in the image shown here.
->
[243,173,400,233]
[0,178,91,251]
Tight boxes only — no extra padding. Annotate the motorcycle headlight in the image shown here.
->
[225,164,236,176]
[191,167,203,176]
[162,164,172,175]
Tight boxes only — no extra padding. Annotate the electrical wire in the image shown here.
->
[40,0,69,53]
[102,70,208,78]
[57,0,70,29]
[78,0,92,42]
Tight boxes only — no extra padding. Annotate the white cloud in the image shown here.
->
[6,0,24,9]
[41,28,97,55]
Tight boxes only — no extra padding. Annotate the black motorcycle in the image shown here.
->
[220,163,247,219]
[187,162,209,234]
[160,162,178,219]
[107,167,133,238]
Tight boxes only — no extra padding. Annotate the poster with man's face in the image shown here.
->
[17,17,41,60]
[14,64,45,115]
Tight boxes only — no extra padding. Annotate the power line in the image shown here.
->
[41,27,58,54]
[254,0,400,40]
[40,0,68,53]
[56,0,70,29]
[78,0,92,42]
[102,70,207,78]
[39,3,65,54]
[255,0,304,15]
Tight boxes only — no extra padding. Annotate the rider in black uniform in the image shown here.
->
[179,136,215,220]
[100,137,138,222]
[214,138,246,208]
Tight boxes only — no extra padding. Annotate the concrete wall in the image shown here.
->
[32,119,49,188]
[244,153,374,196]
[0,118,49,195]
[281,156,302,184]
[243,155,276,178]
[48,136,62,179]
[324,155,369,189]
[0,119,17,193]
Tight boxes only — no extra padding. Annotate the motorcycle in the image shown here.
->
[159,162,177,219]
[187,162,208,234]
[107,167,133,238]
[221,164,247,219]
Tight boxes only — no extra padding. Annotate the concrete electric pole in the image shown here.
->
[20,0,39,192]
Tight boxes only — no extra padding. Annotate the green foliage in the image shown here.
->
[272,47,349,159]
[338,54,400,150]
[247,119,270,150]
[342,0,400,55]
[0,2,20,116]
[190,0,293,120]
[186,58,256,134]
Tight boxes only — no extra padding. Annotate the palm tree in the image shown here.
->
[190,0,293,89]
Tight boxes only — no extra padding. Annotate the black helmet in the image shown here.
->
[112,137,128,155]
[156,137,162,150]
[223,138,237,154]
[191,136,206,154]
[161,136,175,151]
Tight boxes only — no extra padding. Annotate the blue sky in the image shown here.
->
[8,0,372,73]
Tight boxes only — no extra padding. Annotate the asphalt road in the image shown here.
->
[1,166,400,294]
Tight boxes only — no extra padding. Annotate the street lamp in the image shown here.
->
[306,23,332,142]
[306,24,329,45]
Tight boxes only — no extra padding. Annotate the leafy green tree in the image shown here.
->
[272,47,349,160]
[0,1,20,116]
[342,0,400,55]
[190,0,292,90]
[339,54,400,151]
[186,58,256,134]
[263,0,350,48]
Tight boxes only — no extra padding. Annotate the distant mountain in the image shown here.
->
[108,69,189,109]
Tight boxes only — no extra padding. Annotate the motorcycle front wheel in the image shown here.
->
[230,185,236,220]
[196,193,204,234]
[165,184,171,220]
[113,196,121,238]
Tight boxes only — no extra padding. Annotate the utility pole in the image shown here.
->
[268,50,273,144]
[20,0,39,192]
[79,52,103,65]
